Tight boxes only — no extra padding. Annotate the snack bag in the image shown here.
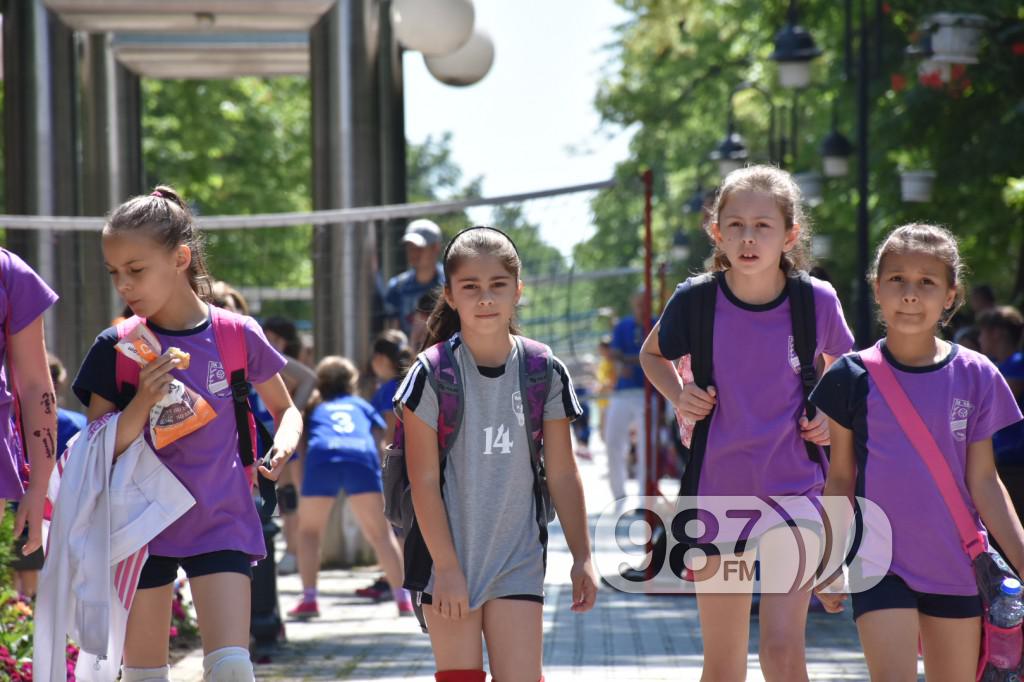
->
[115,324,217,448]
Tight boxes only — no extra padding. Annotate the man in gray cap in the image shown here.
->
[384,219,445,336]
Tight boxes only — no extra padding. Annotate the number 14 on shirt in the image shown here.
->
[483,425,513,455]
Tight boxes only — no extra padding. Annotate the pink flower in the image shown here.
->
[169,626,179,638]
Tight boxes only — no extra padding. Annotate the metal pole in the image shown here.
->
[855,0,872,348]
[641,169,656,583]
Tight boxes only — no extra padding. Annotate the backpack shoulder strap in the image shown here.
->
[209,306,256,468]
[209,305,279,515]
[422,337,463,462]
[677,272,719,498]
[685,272,719,390]
[115,316,146,396]
[209,306,249,379]
[787,271,825,465]
[515,336,553,466]
[788,270,818,396]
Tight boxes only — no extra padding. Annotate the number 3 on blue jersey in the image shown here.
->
[483,425,513,455]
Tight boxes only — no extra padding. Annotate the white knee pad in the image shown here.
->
[203,646,254,682]
[120,665,170,682]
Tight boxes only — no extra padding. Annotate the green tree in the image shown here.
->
[406,131,482,240]
[588,0,1024,320]
[142,77,314,290]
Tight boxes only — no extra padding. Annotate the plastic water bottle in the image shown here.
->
[987,578,1024,675]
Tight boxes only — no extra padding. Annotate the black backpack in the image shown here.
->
[674,270,825,499]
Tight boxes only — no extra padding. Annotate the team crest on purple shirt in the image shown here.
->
[207,360,230,397]
[950,398,973,442]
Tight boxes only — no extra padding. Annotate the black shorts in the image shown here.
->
[137,550,252,590]
[851,574,982,621]
[419,592,544,606]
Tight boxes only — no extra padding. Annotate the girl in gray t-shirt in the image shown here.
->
[394,227,598,682]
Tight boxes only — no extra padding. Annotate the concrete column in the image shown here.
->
[78,32,143,362]
[310,0,382,567]
[2,0,70,353]
[310,0,382,363]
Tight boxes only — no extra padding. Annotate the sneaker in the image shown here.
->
[277,552,297,576]
[355,577,392,602]
[286,599,319,620]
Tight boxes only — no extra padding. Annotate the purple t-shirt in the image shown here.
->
[811,342,1023,595]
[73,311,286,560]
[658,274,854,497]
[0,248,59,500]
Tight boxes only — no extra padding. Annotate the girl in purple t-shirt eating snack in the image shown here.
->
[1,248,59,562]
[73,186,302,682]
[640,165,855,680]
[811,224,1024,681]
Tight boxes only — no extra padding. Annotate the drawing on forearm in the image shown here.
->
[32,428,55,459]
[40,391,56,415]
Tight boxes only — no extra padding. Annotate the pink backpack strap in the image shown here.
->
[209,306,248,379]
[115,315,145,396]
[208,306,258,470]
[860,345,987,560]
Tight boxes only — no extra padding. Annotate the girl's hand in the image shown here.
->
[258,445,291,481]
[14,484,47,555]
[814,589,848,614]
[133,352,181,410]
[800,410,830,446]
[675,384,717,422]
[433,567,470,620]
[813,572,848,614]
[570,558,599,613]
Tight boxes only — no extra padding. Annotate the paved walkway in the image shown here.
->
[171,439,919,681]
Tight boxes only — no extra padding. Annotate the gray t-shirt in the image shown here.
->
[395,335,582,609]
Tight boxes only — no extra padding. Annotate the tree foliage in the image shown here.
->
[142,77,314,290]
[587,0,1024,317]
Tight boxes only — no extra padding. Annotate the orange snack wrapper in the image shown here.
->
[114,324,216,448]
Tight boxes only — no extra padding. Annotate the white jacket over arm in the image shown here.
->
[34,412,195,682]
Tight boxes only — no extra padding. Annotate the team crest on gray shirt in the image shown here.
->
[512,391,525,426]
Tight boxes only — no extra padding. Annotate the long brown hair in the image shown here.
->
[422,226,522,350]
[104,185,213,300]
[706,165,812,274]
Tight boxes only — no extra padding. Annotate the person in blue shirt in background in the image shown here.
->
[384,220,445,337]
[978,306,1024,526]
[287,356,412,619]
[605,292,654,503]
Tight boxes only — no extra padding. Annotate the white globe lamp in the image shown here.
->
[425,29,495,87]
[391,0,475,57]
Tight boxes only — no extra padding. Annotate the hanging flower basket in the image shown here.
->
[922,13,988,64]
[900,170,937,203]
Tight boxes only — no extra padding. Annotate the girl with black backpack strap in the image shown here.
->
[393,226,598,682]
[639,165,855,681]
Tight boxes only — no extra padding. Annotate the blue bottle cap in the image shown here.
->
[1001,578,1022,596]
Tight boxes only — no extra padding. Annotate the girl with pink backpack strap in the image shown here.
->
[811,224,1024,681]
[71,186,303,682]
[392,226,598,682]
[0,247,59,563]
